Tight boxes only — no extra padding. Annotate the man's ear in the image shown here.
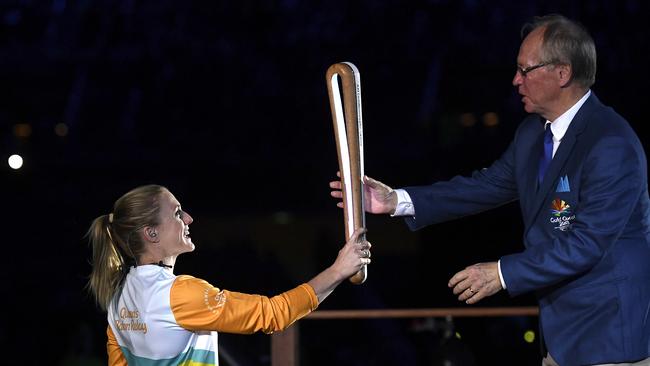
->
[143,226,159,243]
[557,63,573,87]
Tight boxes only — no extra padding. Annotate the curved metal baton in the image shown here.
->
[326,62,367,285]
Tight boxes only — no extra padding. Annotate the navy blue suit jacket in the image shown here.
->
[404,93,650,366]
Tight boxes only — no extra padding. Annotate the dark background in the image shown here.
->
[2,0,648,365]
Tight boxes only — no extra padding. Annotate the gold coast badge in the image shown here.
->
[550,198,575,231]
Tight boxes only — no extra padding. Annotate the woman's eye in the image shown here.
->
[176,210,183,218]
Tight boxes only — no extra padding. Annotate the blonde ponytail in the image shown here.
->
[87,184,166,311]
[87,214,129,311]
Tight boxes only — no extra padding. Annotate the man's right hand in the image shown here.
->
[329,173,398,214]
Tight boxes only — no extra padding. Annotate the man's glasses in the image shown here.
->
[516,62,550,78]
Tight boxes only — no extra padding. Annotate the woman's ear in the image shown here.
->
[143,226,159,243]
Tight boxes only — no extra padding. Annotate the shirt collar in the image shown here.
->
[547,89,591,141]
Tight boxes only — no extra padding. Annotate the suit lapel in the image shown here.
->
[523,93,598,232]
[522,121,545,216]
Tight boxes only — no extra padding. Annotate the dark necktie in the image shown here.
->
[538,123,554,185]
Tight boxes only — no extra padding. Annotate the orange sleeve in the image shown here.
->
[170,275,318,334]
[106,325,127,366]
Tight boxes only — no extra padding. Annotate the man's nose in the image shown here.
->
[512,71,523,86]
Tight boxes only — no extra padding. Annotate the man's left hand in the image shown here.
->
[448,262,503,304]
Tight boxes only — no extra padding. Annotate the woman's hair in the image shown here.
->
[87,184,167,311]
[521,14,597,89]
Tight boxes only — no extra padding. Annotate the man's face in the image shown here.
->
[512,27,561,120]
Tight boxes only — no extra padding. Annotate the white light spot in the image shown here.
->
[8,154,23,169]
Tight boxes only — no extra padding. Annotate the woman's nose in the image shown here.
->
[183,212,193,224]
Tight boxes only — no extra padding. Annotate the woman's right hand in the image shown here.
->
[307,228,372,304]
[330,228,371,281]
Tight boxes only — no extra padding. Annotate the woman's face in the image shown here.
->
[155,190,195,257]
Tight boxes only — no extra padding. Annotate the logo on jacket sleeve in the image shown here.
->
[204,287,226,314]
[549,198,575,231]
[556,175,570,192]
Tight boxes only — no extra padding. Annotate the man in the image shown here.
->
[331,15,650,366]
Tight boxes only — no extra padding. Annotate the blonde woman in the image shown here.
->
[88,184,371,365]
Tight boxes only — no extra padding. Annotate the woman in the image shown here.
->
[88,184,371,365]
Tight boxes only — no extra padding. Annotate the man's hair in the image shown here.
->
[522,14,597,89]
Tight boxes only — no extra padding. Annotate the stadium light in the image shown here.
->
[8,154,23,170]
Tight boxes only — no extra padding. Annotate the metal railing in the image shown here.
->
[271,306,539,366]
